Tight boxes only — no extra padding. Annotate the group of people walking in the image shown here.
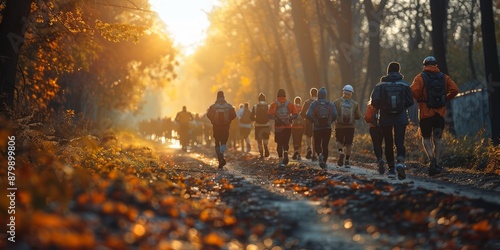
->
[203,56,458,180]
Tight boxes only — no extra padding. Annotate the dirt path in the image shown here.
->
[156,143,500,249]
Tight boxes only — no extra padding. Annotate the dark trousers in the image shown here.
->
[313,128,332,161]
[213,126,230,156]
[369,127,384,160]
[381,124,407,167]
[275,127,292,157]
[291,127,304,151]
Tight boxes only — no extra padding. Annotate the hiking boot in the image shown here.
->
[278,159,285,167]
[311,155,318,162]
[428,157,438,176]
[377,159,385,174]
[387,167,396,178]
[297,155,301,161]
[305,148,312,159]
[246,143,251,153]
[435,165,443,175]
[396,163,406,180]
[283,152,289,165]
[345,159,350,168]
[337,153,345,167]
[292,151,299,160]
[320,162,327,169]
[218,156,226,169]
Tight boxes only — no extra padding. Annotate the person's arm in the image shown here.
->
[267,102,277,120]
[289,102,298,120]
[206,107,214,123]
[250,106,256,121]
[410,74,424,102]
[354,102,362,120]
[404,85,415,109]
[306,102,316,123]
[229,106,237,121]
[330,102,338,122]
[300,101,308,118]
[445,75,459,101]
[370,85,381,109]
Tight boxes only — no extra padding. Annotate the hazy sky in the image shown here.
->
[149,0,219,55]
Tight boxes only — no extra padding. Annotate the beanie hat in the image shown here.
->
[423,56,438,66]
[217,91,224,99]
[343,85,354,93]
[387,62,400,73]
[318,87,327,99]
[258,93,266,101]
[277,89,286,97]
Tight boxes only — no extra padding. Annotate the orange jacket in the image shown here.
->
[364,104,377,128]
[410,65,459,120]
[268,97,298,129]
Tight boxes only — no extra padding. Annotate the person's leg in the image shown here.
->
[343,128,355,167]
[419,117,435,161]
[394,124,407,163]
[369,127,383,160]
[393,124,407,180]
[282,128,292,165]
[313,130,322,158]
[321,128,332,161]
[432,115,445,164]
[335,128,345,166]
[291,128,301,159]
[382,126,395,169]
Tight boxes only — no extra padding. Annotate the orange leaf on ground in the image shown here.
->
[472,219,491,232]
[203,232,225,247]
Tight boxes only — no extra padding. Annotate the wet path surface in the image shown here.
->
[158,143,500,249]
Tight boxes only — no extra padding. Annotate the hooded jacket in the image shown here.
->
[370,72,414,126]
[306,88,338,130]
[207,95,237,129]
[410,65,459,120]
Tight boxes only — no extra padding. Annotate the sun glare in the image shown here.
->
[149,0,218,55]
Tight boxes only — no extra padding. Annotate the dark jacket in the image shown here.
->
[306,88,338,130]
[207,97,237,130]
[370,72,414,126]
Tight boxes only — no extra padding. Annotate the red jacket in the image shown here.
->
[268,97,298,129]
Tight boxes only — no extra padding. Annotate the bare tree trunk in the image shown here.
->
[430,0,455,135]
[263,0,296,98]
[480,0,500,145]
[363,0,388,101]
[290,0,320,90]
[324,0,353,85]
[430,0,449,75]
[0,0,33,114]
[467,0,477,80]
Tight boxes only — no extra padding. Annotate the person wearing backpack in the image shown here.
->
[370,62,414,180]
[306,87,338,169]
[251,93,271,159]
[268,89,298,167]
[237,102,252,152]
[291,96,305,160]
[300,88,319,162]
[364,101,385,174]
[333,85,362,168]
[410,56,459,176]
[175,106,194,151]
[206,91,237,169]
